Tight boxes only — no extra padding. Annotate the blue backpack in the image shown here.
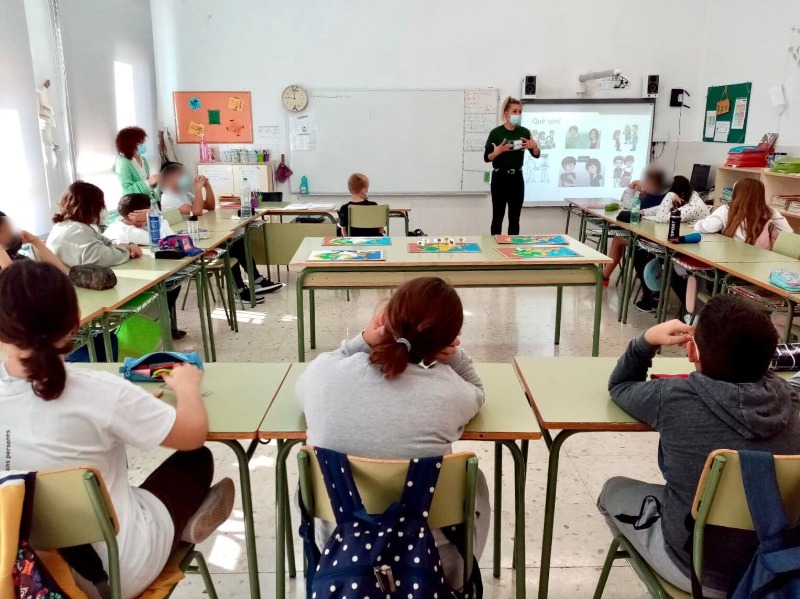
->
[299,448,480,599]
[724,450,800,599]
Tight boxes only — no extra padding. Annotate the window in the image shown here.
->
[114,61,136,130]
[0,110,30,197]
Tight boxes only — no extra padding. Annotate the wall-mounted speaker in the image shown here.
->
[642,74,659,98]
[522,75,537,99]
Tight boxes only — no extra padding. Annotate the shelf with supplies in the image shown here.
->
[197,162,274,197]
[714,165,800,231]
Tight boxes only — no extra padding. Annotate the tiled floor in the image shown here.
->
[135,269,685,598]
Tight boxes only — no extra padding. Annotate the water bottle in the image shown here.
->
[630,191,641,225]
[240,177,252,219]
[300,175,309,195]
[199,133,210,162]
[668,206,681,242]
[148,197,162,251]
[187,214,199,244]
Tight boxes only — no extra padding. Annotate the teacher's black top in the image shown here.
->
[484,124,536,170]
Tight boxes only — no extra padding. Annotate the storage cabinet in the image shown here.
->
[714,165,800,232]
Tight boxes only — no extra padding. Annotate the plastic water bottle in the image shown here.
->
[300,175,309,195]
[668,206,681,242]
[240,177,252,219]
[187,214,199,244]
[199,133,210,162]
[630,191,641,225]
[148,197,162,251]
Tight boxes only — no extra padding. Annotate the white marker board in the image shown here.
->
[288,88,498,195]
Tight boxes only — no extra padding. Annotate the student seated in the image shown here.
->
[0,261,234,599]
[105,193,185,339]
[337,173,384,236]
[0,210,67,273]
[159,162,281,303]
[694,178,791,247]
[296,277,488,587]
[598,294,800,596]
[602,166,671,285]
[46,181,142,267]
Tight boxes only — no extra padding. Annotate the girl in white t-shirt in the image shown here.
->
[0,261,233,599]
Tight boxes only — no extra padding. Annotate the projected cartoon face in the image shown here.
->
[614,158,624,167]
[567,126,578,138]
[587,163,597,175]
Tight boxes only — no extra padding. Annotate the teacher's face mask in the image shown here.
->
[136,143,147,156]
[508,114,522,127]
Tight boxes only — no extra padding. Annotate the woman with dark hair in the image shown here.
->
[0,260,233,599]
[586,158,603,186]
[115,126,159,199]
[297,277,489,588]
[589,128,600,149]
[46,180,142,267]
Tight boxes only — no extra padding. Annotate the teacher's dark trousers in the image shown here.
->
[490,169,525,235]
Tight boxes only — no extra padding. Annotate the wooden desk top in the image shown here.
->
[77,363,291,440]
[258,362,541,441]
[290,235,611,269]
[195,208,265,232]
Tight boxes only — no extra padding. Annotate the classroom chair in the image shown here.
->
[28,467,218,599]
[347,204,390,236]
[296,448,479,594]
[182,248,241,331]
[248,222,337,282]
[593,450,800,599]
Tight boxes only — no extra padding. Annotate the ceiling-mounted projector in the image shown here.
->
[577,69,628,93]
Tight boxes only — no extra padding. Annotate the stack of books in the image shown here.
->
[771,195,800,214]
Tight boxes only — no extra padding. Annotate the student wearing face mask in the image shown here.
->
[115,126,159,200]
[484,97,540,235]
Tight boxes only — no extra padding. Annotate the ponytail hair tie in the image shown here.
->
[395,337,411,352]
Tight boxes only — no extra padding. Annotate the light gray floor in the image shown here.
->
[130,268,683,598]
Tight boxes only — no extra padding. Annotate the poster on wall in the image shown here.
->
[173,91,254,143]
[702,83,751,144]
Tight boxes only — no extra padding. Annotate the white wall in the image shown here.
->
[150,0,800,236]
[0,1,51,234]
[60,0,158,204]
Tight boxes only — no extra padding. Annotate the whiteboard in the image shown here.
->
[288,89,498,195]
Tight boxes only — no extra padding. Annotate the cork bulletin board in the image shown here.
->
[173,91,253,143]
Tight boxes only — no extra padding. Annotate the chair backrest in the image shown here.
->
[348,204,389,233]
[772,231,800,260]
[249,222,337,266]
[298,448,477,528]
[163,208,184,227]
[29,467,119,549]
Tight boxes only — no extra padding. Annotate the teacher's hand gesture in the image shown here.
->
[521,137,539,151]
[493,140,511,155]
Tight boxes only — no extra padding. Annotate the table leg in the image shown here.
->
[244,228,256,308]
[296,275,306,362]
[617,237,634,322]
[591,266,603,357]
[223,250,239,333]
[86,328,98,363]
[599,223,609,255]
[659,253,675,324]
[554,287,563,346]
[156,283,174,352]
[101,314,114,361]
[199,261,216,362]
[193,272,212,362]
[538,430,578,599]
[217,440,261,599]
[499,441,527,599]
[711,269,722,297]
[579,212,588,243]
[564,208,572,235]
[493,442,502,578]
[655,253,671,323]
[309,290,316,350]
[620,237,637,324]
[785,299,795,343]
[276,439,302,599]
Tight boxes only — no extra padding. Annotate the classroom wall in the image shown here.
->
[150,0,800,236]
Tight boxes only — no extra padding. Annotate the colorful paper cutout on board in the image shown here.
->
[189,97,201,110]
[228,96,244,111]
[494,235,569,245]
[187,121,205,136]
[495,246,581,259]
[322,237,391,246]
[308,249,385,261]
[208,109,221,125]
[226,120,245,137]
[408,237,481,253]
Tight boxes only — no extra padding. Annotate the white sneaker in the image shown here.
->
[180,478,235,544]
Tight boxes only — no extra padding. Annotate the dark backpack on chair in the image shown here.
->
[299,447,481,599]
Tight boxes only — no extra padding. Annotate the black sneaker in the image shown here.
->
[238,288,266,304]
[252,276,284,294]
[635,297,658,313]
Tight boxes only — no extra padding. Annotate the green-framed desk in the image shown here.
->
[259,362,541,599]
[259,202,412,235]
[77,362,291,599]
[289,235,611,361]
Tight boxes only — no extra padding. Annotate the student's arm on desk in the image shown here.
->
[442,348,485,413]
[694,205,727,234]
[608,335,664,427]
[160,364,209,450]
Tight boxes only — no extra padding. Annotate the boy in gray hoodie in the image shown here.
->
[598,294,800,596]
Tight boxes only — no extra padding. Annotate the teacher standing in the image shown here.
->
[484,97,540,235]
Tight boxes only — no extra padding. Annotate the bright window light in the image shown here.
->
[114,61,136,129]
[0,109,31,198]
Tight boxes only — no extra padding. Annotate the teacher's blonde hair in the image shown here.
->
[501,96,522,117]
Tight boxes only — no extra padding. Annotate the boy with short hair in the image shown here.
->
[598,294,800,596]
[104,193,175,246]
[338,173,384,237]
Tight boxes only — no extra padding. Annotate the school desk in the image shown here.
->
[290,235,611,361]
[259,202,412,235]
[76,362,292,599]
[259,362,541,599]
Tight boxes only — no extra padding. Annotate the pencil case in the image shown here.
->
[120,351,204,382]
[770,344,800,372]
[769,269,800,291]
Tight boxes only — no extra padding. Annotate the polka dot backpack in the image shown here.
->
[300,448,477,599]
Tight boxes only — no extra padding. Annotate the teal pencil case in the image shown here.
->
[769,269,800,292]
[120,351,204,382]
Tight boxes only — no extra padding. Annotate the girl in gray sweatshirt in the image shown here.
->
[296,277,489,588]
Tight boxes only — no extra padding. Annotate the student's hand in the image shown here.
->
[629,180,642,190]
[20,230,43,246]
[127,244,143,258]
[129,209,149,227]
[434,337,461,361]
[521,137,539,151]
[644,320,694,347]
[492,141,510,155]
[362,311,387,347]
[147,174,160,186]
[162,363,203,395]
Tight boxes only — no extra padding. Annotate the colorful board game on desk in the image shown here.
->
[323,237,391,246]
[495,235,569,245]
[308,249,385,262]
[408,237,481,253]
[496,246,581,259]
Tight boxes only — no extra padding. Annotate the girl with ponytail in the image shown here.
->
[297,276,489,587]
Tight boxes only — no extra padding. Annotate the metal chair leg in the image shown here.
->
[592,537,623,599]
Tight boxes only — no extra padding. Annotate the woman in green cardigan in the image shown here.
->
[115,126,159,199]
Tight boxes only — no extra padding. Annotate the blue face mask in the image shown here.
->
[136,143,147,156]
[508,114,522,126]
[179,174,191,190]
